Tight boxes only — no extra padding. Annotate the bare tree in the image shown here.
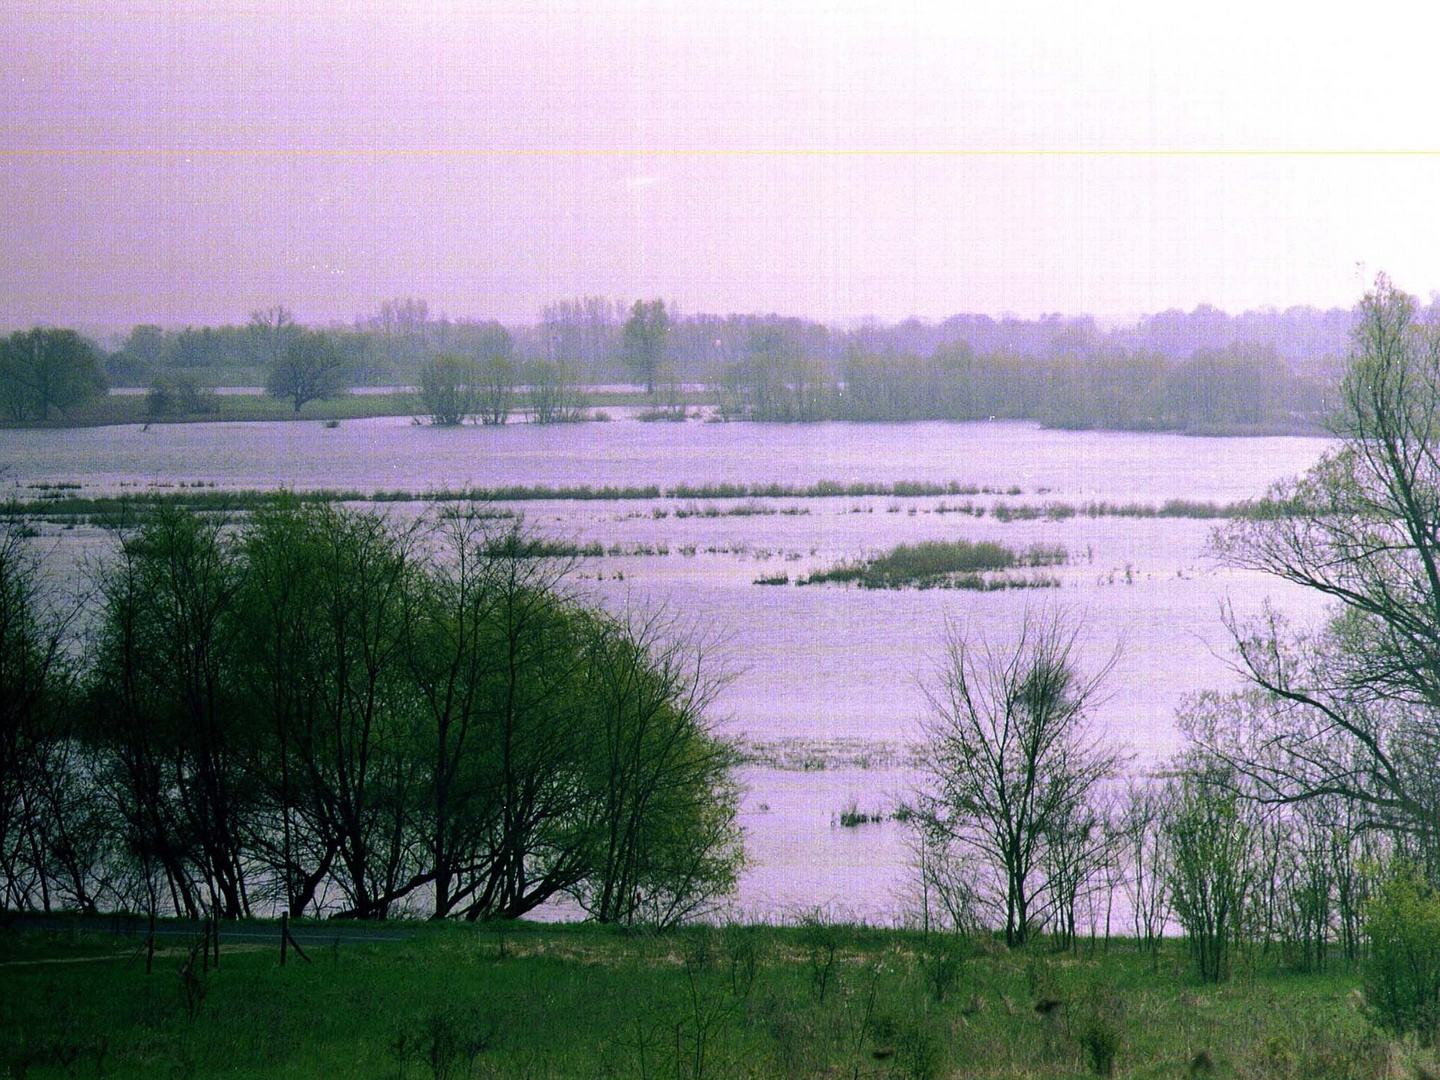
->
[913,608,1122,947]
[1202,275,1440,872]
[1119,777,1172,967]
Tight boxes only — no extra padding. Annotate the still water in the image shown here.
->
[5,418,1333,921]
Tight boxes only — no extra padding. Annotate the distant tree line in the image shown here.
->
[0,501,741,925]
[1,295,1360,431]
[715,341,1328,432]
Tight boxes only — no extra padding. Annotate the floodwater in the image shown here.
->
[2,417,1333,922]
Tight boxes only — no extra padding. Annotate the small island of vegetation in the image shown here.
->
[798,538,1067,590]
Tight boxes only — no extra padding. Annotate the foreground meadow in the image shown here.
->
[0,918,1413,1080]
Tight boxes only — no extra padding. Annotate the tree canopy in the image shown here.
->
[0,328,106,421]
[621,299,670,394]
[1,502,741,924]
[265,328,343,413]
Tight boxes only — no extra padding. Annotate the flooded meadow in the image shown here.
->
[5,417,1334,920]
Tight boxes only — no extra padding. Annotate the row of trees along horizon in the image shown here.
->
[17,278,1440,1036]
[0,295,1375,431]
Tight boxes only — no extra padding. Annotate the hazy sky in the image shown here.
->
[7,0,1440,329]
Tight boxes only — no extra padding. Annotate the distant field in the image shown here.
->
[3,386,706,428]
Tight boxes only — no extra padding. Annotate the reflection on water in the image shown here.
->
[6,418,1333,921]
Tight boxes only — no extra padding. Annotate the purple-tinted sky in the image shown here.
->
[7,1,1440,330]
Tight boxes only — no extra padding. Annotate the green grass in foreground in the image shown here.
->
[0,920,1410,1079]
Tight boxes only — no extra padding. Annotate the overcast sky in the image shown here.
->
[6,0,1440,330]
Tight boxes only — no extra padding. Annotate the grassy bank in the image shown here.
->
[15,392,419,428]
[2,388,708,430]
[0,918,1407,1079]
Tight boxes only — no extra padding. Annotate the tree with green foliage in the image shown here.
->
[265,328,344,413]
[86,506,252,919]
[246,502,421,919]
[229,498,332,917]
[475,354,516,426]
[466,322,516,425]
[418,354,482,426]
[1165,764,1256,982]
[621,299,669,394]
[0,520,99,912]
[11,500,742,923]
[0,328,106,421]
[572,609,741,927]
[145,373,219,419]
[525,359,586,423]
[400,514,576,919]
[248,305,299,372]
[403,516,740,923]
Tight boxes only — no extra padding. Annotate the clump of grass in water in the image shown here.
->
[800,539,1066,590]
[837,804,886,827]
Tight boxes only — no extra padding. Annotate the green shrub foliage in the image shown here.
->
[1364,870,1440,1042]
[5,501,740,923]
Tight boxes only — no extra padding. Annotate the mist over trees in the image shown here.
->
[0,295,1370,432]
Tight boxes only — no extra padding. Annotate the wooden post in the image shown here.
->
[145,907,156,975]
[280,912,288,967]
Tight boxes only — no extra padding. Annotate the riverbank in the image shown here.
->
[0,386,1327,436]
[0,387,705,429]
[0,917,1400,1078]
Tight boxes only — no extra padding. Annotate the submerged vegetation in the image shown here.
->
[1,478,1303,526]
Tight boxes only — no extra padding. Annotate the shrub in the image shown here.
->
[146,373,219,418]
[1077,1018,1120,1076]
[1365,869,1440,1042]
